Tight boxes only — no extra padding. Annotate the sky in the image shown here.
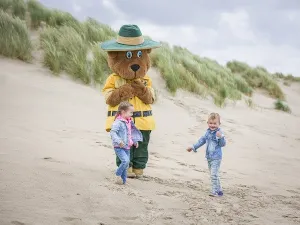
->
[40,0,300,76]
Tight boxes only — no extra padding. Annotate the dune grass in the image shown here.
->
[0,0,26,19]
[274,99,291,113]
[0,10,32,61]
[40,23,113,84]
[227,60,285,100]
[151,45,254,106]
[273,72,300,82]
[0,0,294,107]
[27,0,78,29]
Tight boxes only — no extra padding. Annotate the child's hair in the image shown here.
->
[208,112,221,123]
[114,101,133,119]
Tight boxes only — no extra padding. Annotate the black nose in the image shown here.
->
[130,64,140,72]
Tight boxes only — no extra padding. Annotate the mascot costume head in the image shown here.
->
[101,25,161,178]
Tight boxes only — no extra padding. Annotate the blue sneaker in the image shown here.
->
[209,193,219,197]
[121,174,127,184]
[209,191,223,197]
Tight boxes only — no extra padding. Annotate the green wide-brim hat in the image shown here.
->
[101,24,161,51]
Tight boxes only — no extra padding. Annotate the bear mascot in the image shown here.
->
[101,24,161,178]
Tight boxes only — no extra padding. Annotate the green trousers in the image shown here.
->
[116,130,151,169]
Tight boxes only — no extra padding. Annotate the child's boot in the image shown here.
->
[127,167,136,178]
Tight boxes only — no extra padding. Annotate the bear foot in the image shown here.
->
[133,168,144,178]
[127,167,136,178]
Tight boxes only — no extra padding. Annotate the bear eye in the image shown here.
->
[126,51,133,59]
[137,51,142,58]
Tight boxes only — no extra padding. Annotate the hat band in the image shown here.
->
[117,35,144,46]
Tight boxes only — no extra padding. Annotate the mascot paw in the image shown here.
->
[131,80,146,96]
[127,167,136,178]
[119,83,135,100]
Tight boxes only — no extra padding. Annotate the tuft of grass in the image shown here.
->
[91,42,111,84]
[273,72,300,82]
[151,45,207,96]
[0,0,26,19]
[27,0,51,28]
[40,26,89,83]
[274,99,291,113]
[40,26,62,73]
[27,0,77,29]
[283,80,291,86]
[82,18,117,43]
[227,60,285,100]
[226,60,250,74]
[0,10,32,61]
[48,10,77,27]
[151,45,254,106]
[241,68,284,99]
[245,98,255,108]
[40,25,112,84]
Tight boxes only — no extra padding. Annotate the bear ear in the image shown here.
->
[107,51,118,58]
[146,49,152,54]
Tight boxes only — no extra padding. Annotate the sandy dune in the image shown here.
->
[0,57,300,225]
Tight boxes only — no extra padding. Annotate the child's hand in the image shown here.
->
[134,142,139,148]
[186,147,193,152]
[119,142,125,148]
[216,131,222,138]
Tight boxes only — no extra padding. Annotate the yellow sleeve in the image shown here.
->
[145,76,156,102]
[102,75,116,101]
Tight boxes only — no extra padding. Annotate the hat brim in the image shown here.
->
[100,39,161,51]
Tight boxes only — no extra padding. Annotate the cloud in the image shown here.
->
[39,0,300,76]
[111,12,300,76]
[219,9,256,42]
[72,2,82,13]
[111,20,207,48]
[102,0,126,19]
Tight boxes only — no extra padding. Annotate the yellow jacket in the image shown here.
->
[102,73,156,132]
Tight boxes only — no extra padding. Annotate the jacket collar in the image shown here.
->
[116,115,132,123]
[207,127,220,133]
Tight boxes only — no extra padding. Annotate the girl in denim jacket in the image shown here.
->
[187,113,226,197]
[110,102,143,184]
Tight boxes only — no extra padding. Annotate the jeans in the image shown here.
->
[114,148,130,183]
[116,130,151,169]
[208,159,222,194]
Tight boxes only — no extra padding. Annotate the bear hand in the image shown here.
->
[131,80,153,104]
[106,84,134,107]
[118,83,135,101]
[131,80,147,96]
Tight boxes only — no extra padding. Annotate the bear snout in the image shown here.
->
[130,64,140,72]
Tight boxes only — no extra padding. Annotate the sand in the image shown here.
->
[0,57,300,225]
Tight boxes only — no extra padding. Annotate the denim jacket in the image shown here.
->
[110,119,143,149]
[192,128,226,160]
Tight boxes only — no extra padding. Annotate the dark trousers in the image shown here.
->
[116,130,151,169]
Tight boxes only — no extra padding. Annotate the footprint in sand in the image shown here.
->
[95,141,111,149]
[11,221,26,225]
[63,217,82,222]
[111,216,139,221]
[193,168,206,173]
[177,161,188,166]
[286,189,300,195]
[163,216,173,220]
[42,157,62,163]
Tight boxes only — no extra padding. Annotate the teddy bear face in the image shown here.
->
[107,49,151,80]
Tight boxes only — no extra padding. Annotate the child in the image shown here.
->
[187,113,226,197]
[110,101,143,184]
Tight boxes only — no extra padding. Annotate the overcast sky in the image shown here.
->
[40,0,300,76]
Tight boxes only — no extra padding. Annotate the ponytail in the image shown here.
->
[114,110,121,121]
[114,101,133,120]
